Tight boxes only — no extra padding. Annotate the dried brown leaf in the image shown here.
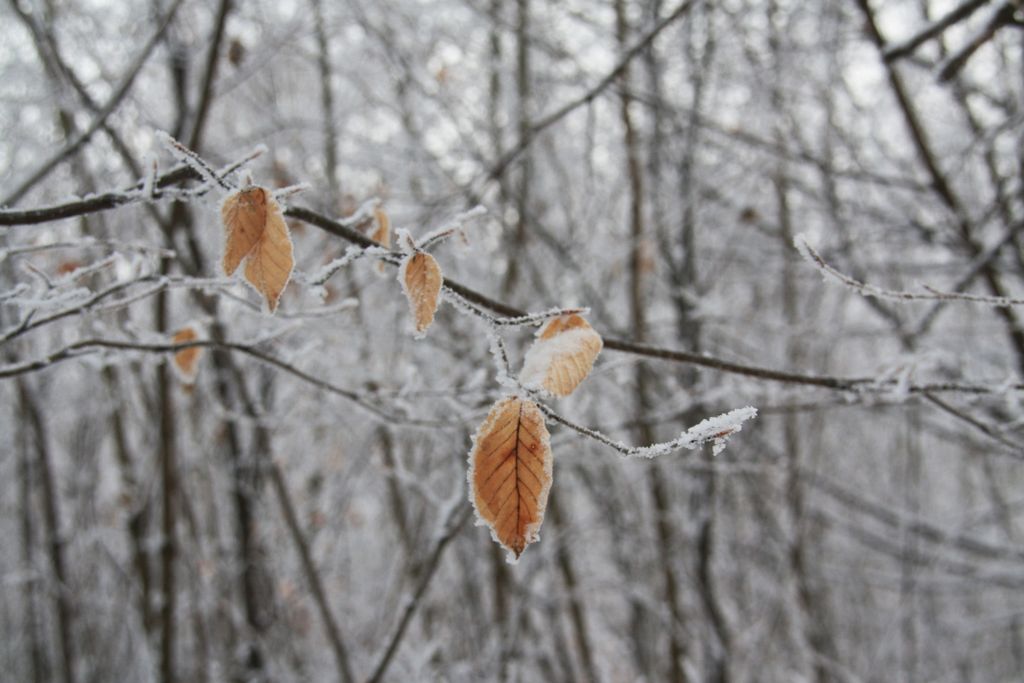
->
[243,200,294,312]
[221,187,269,275]
[370,207,391,248]
[468,396,552,560]
[520,314,603,397]
[399,251,442,337]
[171,326,202,382]
[537,312,591,340]
[371,207,391,274]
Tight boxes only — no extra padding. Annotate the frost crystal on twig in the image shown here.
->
[538,402,758,459]
[796,234,1024,307]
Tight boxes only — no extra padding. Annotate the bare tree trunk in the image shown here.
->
[500,0,532,294]
[18,379,75,683]
[614,2,691,681]
[549,495,598,682]
[16,385,47,683]
[768,4,839,680]
[312,0,340,211]
[155,282,178,683]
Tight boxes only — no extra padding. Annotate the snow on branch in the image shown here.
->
[0,147,266,228]
[795,235,1024,307]
[299,245,392,287]
[416,205,487,251]
[0,336,454,428]
[538,402,758,458]
[443,286,588,328]
[157,131,233,190]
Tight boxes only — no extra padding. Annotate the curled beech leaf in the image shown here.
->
[243,204,294,312]
[221,187,269,276]
[220,186,295,313]
[399,251,442,337]
[370,206,391,248]
[371,207,391,274]
[468,396,553,561]
[520,314,603,397]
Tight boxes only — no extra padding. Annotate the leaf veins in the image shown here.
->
[468,396,553,561]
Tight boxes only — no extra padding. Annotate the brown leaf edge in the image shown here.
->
[220,186,269,276]
[242,198,294,313]
[520,314,603,397]
[371,207,391,274]
[370,206,391,248]
[466,395,553,563]
[398,251,443,338]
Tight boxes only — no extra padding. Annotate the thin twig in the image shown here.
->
[0,337,455,426]
[269,463,356,683]
[0,149,263,227]
[365,498,473,683]
[883,0,991,61]
[538,401,757,458]
[923,393,1024,457]
[937,2,1020,81]
[2,0,187,206]
[484,0,698,182]
[795,236,1024,306]
[7,171,1023,395]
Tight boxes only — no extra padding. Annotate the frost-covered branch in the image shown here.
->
[0,337,455,427]
[796,235,1024,307]
[0,238,173,260]
[0,274,238,345]
[538,402,759,458]
[1,0,187,207]
[485,0,699,182]
[0,148,264,227]
[299,245,393,287]
[8,159,1022,397]
[416,205,487,251]
[157,132,233,191]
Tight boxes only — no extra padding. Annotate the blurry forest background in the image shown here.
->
[2,0,1024,681]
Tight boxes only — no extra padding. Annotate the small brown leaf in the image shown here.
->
[171,326,202,382]
[243,201,294,312]
[55,261,83,276]
[468,396,552,560]
[520,314,603,397]
[370,207,391,248]
[221,187,269,276]
[399,251,442,337]
[371,207,391,274]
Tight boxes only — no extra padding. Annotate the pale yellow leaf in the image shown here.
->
[171,326,202,382]
[468,396,552,561]
[399,251,442,337]
[243,197,294,312]
[520,314,603,397]
[221,187,269,275]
